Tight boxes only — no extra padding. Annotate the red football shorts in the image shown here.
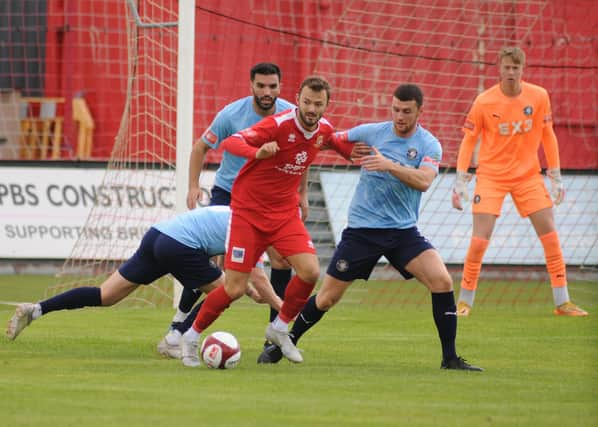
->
[224,211,316,272]
[472,174,552,217]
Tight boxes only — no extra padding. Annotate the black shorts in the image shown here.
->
[118,228,222,290]
[326,227,434,282]
[209,185,231,206]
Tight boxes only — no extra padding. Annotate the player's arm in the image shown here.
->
[326,131,356,161]
[360,147,437,192]
[220,135,279,159]
[220,119,280,159]
[246,267,283,311]
[187,140,211,209]
[298,168,310,221]
[540,104,564,204]
[452,103,481,210]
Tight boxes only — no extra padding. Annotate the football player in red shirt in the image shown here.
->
[180,76,356,366]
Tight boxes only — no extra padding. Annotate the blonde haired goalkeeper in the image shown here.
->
[452,46,587,317]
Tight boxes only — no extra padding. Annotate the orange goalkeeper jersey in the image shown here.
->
[459,81,559,182]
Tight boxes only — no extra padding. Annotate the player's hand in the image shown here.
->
[546,168,565,205]
[186,187,201,209]
[350,142,372,160]
[256,141,279,159]
[245,283,265,303]
[360,147,391,171]
[451,171,472,211]
[299,195,310,222]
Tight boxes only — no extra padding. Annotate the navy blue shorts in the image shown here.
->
[326,227,434,281]
[118,228,222,290]
[209,185,231,206]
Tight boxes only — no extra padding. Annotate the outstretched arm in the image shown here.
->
[220,135,279,159]
[360,147,436,192]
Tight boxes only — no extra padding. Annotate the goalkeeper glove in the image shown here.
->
[546,168,565,205]
[451,171,472,211]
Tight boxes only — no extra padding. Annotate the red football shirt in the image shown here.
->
[223,108,351,224]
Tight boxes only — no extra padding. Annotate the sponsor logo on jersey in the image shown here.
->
[288,133,296,143]
[523,105,533,116]
[295,151,308,164]
[407,148,418,160]
[231,246,245,263]
[498,119,533,135]
[202,129,217,144]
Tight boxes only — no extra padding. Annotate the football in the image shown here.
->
[200,331,242,369]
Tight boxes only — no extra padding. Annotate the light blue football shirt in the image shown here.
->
[345,122,442,229]
[201,96,295,193]
[153,205,230,256]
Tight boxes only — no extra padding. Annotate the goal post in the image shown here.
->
[173,0,196,306]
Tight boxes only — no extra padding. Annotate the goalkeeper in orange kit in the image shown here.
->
[451,46,587,317]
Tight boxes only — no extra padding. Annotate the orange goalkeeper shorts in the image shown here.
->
[472,173,553,217]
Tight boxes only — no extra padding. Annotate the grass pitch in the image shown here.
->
[0,275,596,427]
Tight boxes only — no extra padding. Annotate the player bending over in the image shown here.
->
[6,206,282,349]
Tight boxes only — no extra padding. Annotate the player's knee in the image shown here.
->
[223,281,249,300]
[100,291,118,306]
[297,267,320,285]
[428,273,453,293]
[315,292,339,311]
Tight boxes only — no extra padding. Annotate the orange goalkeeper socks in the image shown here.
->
[461,236,490,291]
[539,231,567,288]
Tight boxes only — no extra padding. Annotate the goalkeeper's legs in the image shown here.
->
[458,213,494,315]
[530,208,588,316]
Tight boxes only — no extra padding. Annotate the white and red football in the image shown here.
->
[200,331,241,369]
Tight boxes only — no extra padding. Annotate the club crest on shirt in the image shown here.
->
[407,148,418,160]
[231,246,245,263]
[288,133,296,143]
[336,259,349,272]
[523,106,533,116]
[315,135,324,148]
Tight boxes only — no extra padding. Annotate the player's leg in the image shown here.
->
[266,246,292,322]
[512,176,587,316]
[457,213,496,315]
[527,207,588,316]
[265,251,319,363]
[170,288,202,328]
[180,213,262,367]
[180,269,250,367]
[154,237,225,359]
[258,227,379,364]
[403,247,482,371]
[6,270,138,340]
[457,177,506,315]
[6,228,168,340]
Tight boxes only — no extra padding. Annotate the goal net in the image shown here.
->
[14,0,592,307]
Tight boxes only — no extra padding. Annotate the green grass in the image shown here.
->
[0,276,597,427]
